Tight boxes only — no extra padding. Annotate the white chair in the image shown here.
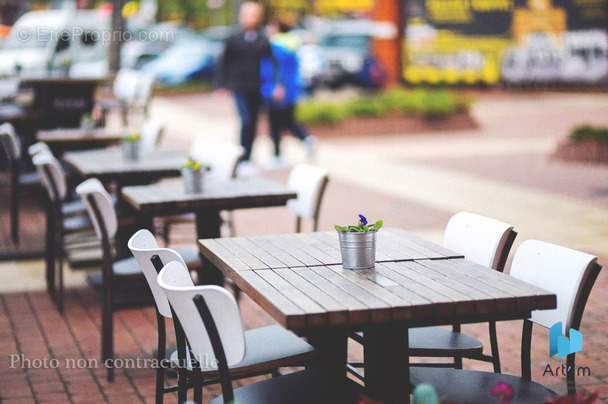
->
[97,68,141,126]
[410,239,602,402]
[32,151,99,312]
[135,72,156,120]
[0,77,19,102]
[157,260,353,404]
[348,212,516,381]
[161,138,245,243]
[286,163,329,232]
[76,178,151,381]
[128,229,208,404]
[0,122,40,244]
[139,119,164,153]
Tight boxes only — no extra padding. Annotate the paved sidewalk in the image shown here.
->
[1,89,607,403]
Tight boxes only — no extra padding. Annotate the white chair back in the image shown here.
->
[139,119,164,152]
[0,122,21,160]
[0,77,19,101]
[128,229,190,318]
[443,212,514,270]
[113,68,140,102]
[76,178,118,240]
[158,261,246,368]
[32,151,67,202]
[136,72,156,105]
[28,142,51,158]
[509,239,598,335]
[286,163,329,220]
[189,136,244,181]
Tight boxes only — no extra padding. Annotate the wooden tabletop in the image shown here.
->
[199,231,557,331]
[63,146,186,181]
[19,75,113,86]
[121,177,298,215]
[37,128,127,144]
[199,228,464,272]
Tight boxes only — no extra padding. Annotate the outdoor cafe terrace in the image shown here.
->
[1,89,608,403]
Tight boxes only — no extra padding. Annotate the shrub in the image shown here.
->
[296,101,348,125]
[569,125,608,143]
[296,87,470,126]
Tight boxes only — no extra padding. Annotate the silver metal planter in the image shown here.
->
[122,140,139,160]
[338,230,377,269]
[181,167,204,194]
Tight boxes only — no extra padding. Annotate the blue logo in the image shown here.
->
[550,322,583,359]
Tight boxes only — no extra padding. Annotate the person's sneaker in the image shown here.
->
[304,135,318,163]
[236,161,259,178]
[264,156,286,171]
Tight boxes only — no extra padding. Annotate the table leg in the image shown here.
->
[364,324,411,403]
[307,329,348,400]
[195,209,224,285]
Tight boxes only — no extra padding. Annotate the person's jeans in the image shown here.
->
[268,104,308,157]
[233,90,262,161]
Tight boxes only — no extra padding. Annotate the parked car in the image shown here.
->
[318,19,386,88]
[140,36,222,86]
[0,9,110,76]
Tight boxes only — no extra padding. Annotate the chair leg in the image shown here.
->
[521,319,533,381]
[567,353,576,395]
[155,311,166,404]
[452,323,463,369]
[10,162,19,244]
[488,320,501,373]
[45,204,56,299]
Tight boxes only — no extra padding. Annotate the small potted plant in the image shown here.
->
[122,132,140,160]
[335,214,383,269]
[80,113,94,132]
[181,158,209,194]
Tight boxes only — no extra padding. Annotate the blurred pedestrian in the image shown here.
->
[261,19,317,170]
[215,1,277,177]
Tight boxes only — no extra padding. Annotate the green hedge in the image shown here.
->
[296,88,470,126]
[569,125,608,143]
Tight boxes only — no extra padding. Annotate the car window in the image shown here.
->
[81,31,98,47]
[56,31,70,52]
[321,34,369,49]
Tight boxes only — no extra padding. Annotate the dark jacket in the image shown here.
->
[216,27,273,92]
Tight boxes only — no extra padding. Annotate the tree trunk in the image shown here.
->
[108,0,125,73]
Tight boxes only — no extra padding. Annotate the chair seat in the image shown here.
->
[63,214,94,233]
[409,326,484,357]
[171,325,316,377]
[410,367,558,404]
[209,367,358,404]
[352,327,484,357]
[61,199,88,216]
[174,246,203,272]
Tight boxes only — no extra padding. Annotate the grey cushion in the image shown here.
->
[209,367,358,404]
[410,367,557,403]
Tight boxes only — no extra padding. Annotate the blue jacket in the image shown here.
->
[260,34,303,106]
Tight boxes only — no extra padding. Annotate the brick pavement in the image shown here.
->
[1,89,608,403]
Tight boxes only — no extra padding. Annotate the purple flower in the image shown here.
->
[492,382,514,403]
[358,214,368,226]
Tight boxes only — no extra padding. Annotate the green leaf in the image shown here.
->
[373,220,384,231]
[334,225,347,232]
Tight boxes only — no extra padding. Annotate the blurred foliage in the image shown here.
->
[569,125,608,143]
[295,101,349,125]
[296,87,471,126]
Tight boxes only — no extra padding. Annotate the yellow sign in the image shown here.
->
[315,0,375,14]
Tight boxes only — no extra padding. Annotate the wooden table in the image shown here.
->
[62,146,186,185]
[199,230,557,403]
[37,128,127,153]
[20,75,113,129]
[122,177,297,283]
[122,177,297,239]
